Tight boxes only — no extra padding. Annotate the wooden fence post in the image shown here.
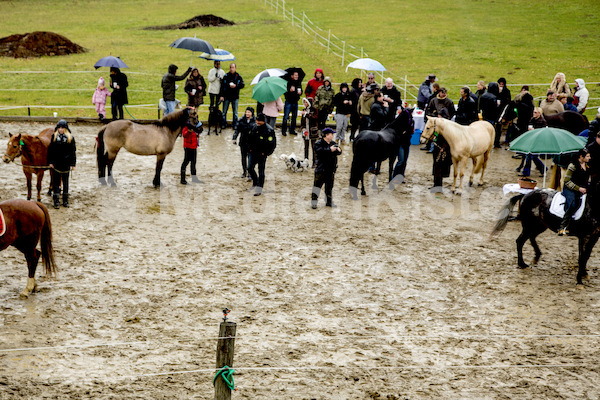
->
[215,310,236,400]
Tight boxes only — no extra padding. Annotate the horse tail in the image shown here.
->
[473,155,484,174]
[35,201,57,276]
[96,126,107,177]
[490,194,524,238]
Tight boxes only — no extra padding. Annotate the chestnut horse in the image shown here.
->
[0,199,56,298]
[420,117,494,194]
[3,129,53,201]
[97,108,199,187]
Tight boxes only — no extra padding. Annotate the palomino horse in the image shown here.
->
[492,185,600,285]
[349,109,414,200]
[97,108,199,187]
[421,117,494,194]
[3,129,53,201]
[0,199,56,298]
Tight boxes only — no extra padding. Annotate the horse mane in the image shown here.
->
[383,108,413,134]
[151,109,188,130]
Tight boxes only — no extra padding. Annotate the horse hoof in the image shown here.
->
[37,198,42,202]
[532,258,539,265]
[576,283,585,290]
[469,182,473,187]
[19,291,30,299]
[517,263,529,269]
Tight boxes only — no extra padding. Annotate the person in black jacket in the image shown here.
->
[455,87,478,125]
[282,71,302,136]
[162,64,192,116]
[110,67,128,120]
[333,82,353,142]
[349,78,363,142]
[48,120,76,208]
[233,107,256,178]
[311,128,342,208]
[368,92,392,131]
[479,81,500,139]
[381,78,402,113]
[220,63,245,130]
[248,113,276,196]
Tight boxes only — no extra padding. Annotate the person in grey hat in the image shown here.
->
[48,119,76,208]
[417,74,436,110]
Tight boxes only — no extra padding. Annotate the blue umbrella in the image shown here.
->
[94,56,129,69]
[199,48,235,62]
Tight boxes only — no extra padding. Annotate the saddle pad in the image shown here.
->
[0,208,5,237]
[549,193,586,220]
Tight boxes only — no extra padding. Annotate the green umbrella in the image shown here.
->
[509,127,586,155]
[509,127,587,187]
[252,76,287,103]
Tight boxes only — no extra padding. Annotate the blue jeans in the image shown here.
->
[222,98,239,129]
[281,101,298,135]
[164,100,177,116]
[522,154,545,176]
[393,144,410,178]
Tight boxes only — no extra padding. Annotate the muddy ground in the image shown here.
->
[1,121,599,399]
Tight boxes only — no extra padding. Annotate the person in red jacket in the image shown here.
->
[304,68,324,100]
[180,123,203,184]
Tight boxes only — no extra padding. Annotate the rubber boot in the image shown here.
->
[62,194,69,208]
[180,170,187,185]
[191,175,203,184]
[53,194,60,209]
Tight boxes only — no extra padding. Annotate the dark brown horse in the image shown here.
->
[3,129,53,201]
[97,108,198,187]
[0,199,56,298]
[492,185,599,285]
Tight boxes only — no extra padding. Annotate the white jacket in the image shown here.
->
[207,67,225,95]
[574,78,589,113]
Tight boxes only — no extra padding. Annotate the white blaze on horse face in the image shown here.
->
[3,136,21,162]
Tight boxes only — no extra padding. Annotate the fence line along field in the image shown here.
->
[1,120,600,398]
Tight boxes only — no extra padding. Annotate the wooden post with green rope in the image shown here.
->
[214,308,236,400]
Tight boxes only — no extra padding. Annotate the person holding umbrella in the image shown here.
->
[110,67,128,120]
[162,64,192,116]
[282,69,304,136]
[208,60,225,108]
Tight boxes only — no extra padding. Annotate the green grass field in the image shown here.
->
[0,0,599,119]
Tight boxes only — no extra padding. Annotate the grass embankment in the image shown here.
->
[0,0,599,120]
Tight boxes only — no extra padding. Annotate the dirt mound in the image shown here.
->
[0,31,86,58]
[145,14,234,30]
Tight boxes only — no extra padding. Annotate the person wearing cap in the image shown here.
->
[220,63,245,130]
[540,90,564,116]
[417,74,436,110]
[162,64,192,116]
[48,120,76,208]
[314,77,334,130]
[247,113,276,196]
[333,82,353,143]
[109,67,128,120]
[233,107,256,178]
[311,128,342,209]
[92,77,111,120]
[304,68,324,100]
[357,83,378,131]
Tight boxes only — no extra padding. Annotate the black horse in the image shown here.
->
[492,185,600,285]
[503,106,589,137]
[349,109,414,200]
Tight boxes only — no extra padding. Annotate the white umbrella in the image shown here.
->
[251,68,286,85]
[199,48,235,62]
[345,58,386,72]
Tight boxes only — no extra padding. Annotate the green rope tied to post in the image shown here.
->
[213,365,235,391]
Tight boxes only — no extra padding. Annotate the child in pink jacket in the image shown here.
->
[92,77,111,120]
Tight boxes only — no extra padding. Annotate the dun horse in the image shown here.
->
[0,199,56,298]
[97,108,198,187]
[3,129,53,201]
[492,186,600,285]
[349,110,414,200]
[420,117,494,194]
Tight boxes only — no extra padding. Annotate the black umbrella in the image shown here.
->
[283,67,305,82]
[94,56,129,69]
[169,36,217,66]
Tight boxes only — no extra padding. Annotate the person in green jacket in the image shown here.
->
[314,76,334,130]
